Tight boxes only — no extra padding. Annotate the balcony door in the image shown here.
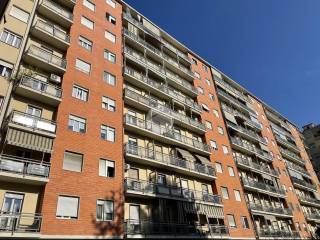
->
[27,105,42,118]
[0,193,24,230]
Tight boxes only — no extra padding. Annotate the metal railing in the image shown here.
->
[280,148,305,165]
[230,137,273,161]
[124,114,210,153]
[0,213,42,233]
[125,220,228,237]
[226,121,266,144]
[290,176,316,191]
[248,202,292,216]
[9,111,56,134]
[26,45,67,69]
[165,70,198,94]
[0,154,50,179]
[40,0,73,21]
[125,178,221,204]
[241,177,286,196]
[124,88,205,131]
[299,195,320,206]
[257,229,299,238]
[274,135,300,152]
[286,161,310,177]
[124,67,201,112]
[162,39,192,64]
[304,212,320,220]
[234,156,278,177]
[34,19,70,43]
[20,75,62,98]
[125,144,215,177]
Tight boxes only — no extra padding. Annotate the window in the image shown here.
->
[221,187,229,199]
[216,162,223,173]
[0,30,22,48]
[63,151,83,172]
[78,36,92,51]
[205,121,212,130]
[75,58,91,74]
[81,16,94,30]
[101,125,115,142]
[104,50,116,63]
[209,93,215,101]
[102,96,115,112]
[228,166,235,177]
[295,222,301,231]
[241,216,250,229]
[222,145,229,154]
[103,71,116,86]
[83,0,95,11]
[0,96,3,108]
[202,64,208,72]
[56,196,79,219]
[27,105,41,117]
[106,0,116,8]
[10,6,29,23]
[97,200,114,221]
[234,190,241,201]
[227,214,236,228]
[213,109,219,118]
[105,31,116,43]
[218,126,224,135]
[197,87,204,95]
[202,104,209,112]
[194,72,200,79]
[106,13,116,25]
[0,60,13,79]
[191,58,197,65]
[72,85,88,101]
[205,78,211,86]
[158,174,167,185]
[99,159,115,177]
[210,140,218,150]
[68,115,86,133]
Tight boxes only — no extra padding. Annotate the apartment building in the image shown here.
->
[0,0,318,239]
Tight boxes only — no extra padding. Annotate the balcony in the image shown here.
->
[125,178,221,205]
[162,53,194,80]
[16,75,62,106]
[304,212,320,223]
[0,154,50,185]
[38,0,73,28]
[165,70,198,97]
[124,67,202,114]
[280,148,305,166]
[274,135,300,154]
[230,137,273,162]
[124,114,210,155]
[162,39,192,65]
[299,196,320,208]
[241,177,286,198]
[125,144,215,180]
[24,45,67,74]
[31,19,70,50]
[7,111,56,137]
[226,121,266,145]
[290,177,317,192]
[0,213,42,238]
[256,229,299,239]
[286,161,311,179]
[234,156,279,178]
[125,220,228,238]
[265,110,290,130]
[248,202,293,218]
[217,88,256,116]
[124,88,205,134]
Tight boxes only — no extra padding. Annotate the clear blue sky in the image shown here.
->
[125,0,320,128]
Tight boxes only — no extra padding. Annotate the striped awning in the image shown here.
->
[182,202,224,219]
[6,128,53,153]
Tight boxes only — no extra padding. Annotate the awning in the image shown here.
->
[182,202,224,219]
[5,128,53,153]
[259,143,270,152]
[288,169,303,180]
[262,173,273,181]
[176,148,196,162]
[223,111,237,124]
[195,155,211,165]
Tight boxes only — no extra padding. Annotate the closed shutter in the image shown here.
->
[63,151,83,172]
[56,196,79,218]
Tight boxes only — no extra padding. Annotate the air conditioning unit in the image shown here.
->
[125,164,130,171]
[49,74,61,83]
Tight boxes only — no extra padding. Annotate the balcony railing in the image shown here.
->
[275,135,300,152]
[257,229,299,238]
[226,121,266,144]
[26,45,67,69]
[40,0,73,21]
[124,88,205,132]
[125,220,228,237]
[34,19,70,43]
[304,212,320,220]
[125,144,215,178]
[124,114,210,153]
[248,202,292,216]
[125,178,221,204]
[290,177,316,191]
[0,213,42,233]
[299,196,320,206]
[265,110,290,129]
[234,156,278,177]
[162,39,191,64]
[163,54,194,77]
[20,75,62,99]
[280,148,305,165]
[286,161,310,178]
[165,70,198,95]
[0,154,50,179]
[8,111,56,134]
[124,67,201,113]
[241,177,286,196]
[230,137,273,161]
